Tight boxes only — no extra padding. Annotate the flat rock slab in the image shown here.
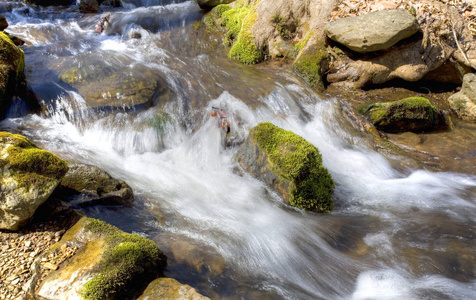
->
[325,9,419,53]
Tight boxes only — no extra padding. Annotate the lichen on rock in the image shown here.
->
[0,132,68,231]
[235,122,334,212]
[358,97,443,133]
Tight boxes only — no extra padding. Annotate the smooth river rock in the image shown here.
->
[448,73,476,122]
[138,278,210,300]
[325,9,419,53]
[235,122,334,212]
[0,132,68,231]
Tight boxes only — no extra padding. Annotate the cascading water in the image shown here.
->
[1,1,475,299]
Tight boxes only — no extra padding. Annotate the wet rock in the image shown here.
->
[0,32,25,117]
[197,0,235,10]
[52,163,134,207]
[78,0,99,13]
[0,132,68,231]
[138,278,210,300]
[448,73,476,122]
[59,52,167,109]
[293,45,329,91]
[36,217,167,299]
[0,15,7,31]
[358,97,443,133]
[24,0,72,6]
[325,9,419,53]
[235,122,334,212]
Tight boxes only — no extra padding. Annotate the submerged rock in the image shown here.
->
[36,217,167,299]
[358,97,443,133]
[0,132,68,231]
[448,73,476,122]
[325,9,419,53]
[0,31,25,117]
[197,0,235,10]
[235,122,334,212]
[53,163,134,207]
[138,278,210,300]
[59,52,168,109]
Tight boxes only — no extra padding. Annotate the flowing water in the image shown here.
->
[1,1,475,299]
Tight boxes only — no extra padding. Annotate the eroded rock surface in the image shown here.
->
[448,73,476,121]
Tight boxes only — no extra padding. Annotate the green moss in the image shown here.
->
[0,132,68,190]
[148,113,171,133]
[84,218,121,237]
[220,1,263,64]
[293,47,328,91]
[293,30,313,55]
[0,32,25,101]
[358,97,440,133]
[81,225,166,300]
[203,4,231,30]
[251,122,334,212]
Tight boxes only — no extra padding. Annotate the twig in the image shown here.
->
[451,22,476,69]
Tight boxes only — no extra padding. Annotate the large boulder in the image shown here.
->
[325,9,419,53]
[52,163,134,207]
[197,0,235,10]
[0,32,25,117]
[448,73,476,121]
[235,122,334,212]
[358,97,443,133]
[59,52,167,109]
[36,217,167,299]
[138,278,210,300]
[0,132,68,231]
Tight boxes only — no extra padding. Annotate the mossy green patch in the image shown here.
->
[81,219,166,300]
[293,47,328,91]
[251,122,334,212]
[0,32,25,103]
[0,132,68,191]
[203,4,231,30]
[358,97,440,133]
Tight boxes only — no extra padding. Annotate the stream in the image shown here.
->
[1,1,475,299]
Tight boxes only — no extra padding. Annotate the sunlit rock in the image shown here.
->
[52,163,134,207]
[0,132,68,231]
[448,73,476,122]
[325,9,419,53]
[235,122,334,212]
[138,278,210,300]
[0,32,25,117]
[36,217,167,299]
[358,97,444,133]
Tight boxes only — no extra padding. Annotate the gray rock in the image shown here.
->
[448,73,476,121]
[325,9,419,53]
[53,163,134,207]
[197,0,235,10]
[0,132,68,231]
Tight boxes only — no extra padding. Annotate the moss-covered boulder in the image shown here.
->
[293,45,329,91]
[448,73,476,121]
[0,32,25,118]
[138,278,210,300]
[36,217,167,300]
[235,122,334,212]
[358,97,443,133]
[205,1,263,64]
[197,0,235,10]
[0,132,68,231]
[52,163,134,207]
[59,52,168,109]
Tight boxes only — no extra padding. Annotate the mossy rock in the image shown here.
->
[235,122,334,212]
[0,32,25,117]
[0,132,68,230]
[137,278,210,300]
[197,0,235,10]
[205,0,263,64]
[36,217,167,300]
[293,46,329,91]
[358,97,443,133]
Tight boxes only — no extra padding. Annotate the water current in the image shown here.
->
[1,1,475,299]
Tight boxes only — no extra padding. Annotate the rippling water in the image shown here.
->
[1,1,475,299]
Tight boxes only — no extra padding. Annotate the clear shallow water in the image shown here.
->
[1,1,475,299]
